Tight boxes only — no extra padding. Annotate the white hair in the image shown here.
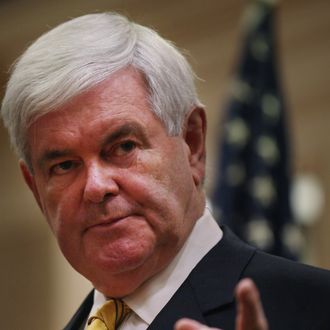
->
[1,12,202,164]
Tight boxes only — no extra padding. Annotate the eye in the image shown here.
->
[113,141,137,157]
[50,160,77,175]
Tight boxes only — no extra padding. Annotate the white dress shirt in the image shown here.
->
[86,207,222,329]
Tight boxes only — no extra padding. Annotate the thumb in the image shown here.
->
[175,318,221,330]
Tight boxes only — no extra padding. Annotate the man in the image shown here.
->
[1,12,330,330]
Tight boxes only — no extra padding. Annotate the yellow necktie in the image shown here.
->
[87,299,131,330]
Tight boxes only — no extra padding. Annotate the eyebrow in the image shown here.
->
[37,122,149,169]
[101,122,149,149]
[37,149,74,169]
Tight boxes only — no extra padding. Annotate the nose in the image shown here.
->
[83,161,119,203]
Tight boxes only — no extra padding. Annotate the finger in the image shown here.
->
[235,278,269,330]
[175,318,221,330]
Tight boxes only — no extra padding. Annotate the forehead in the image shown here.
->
[29,66,153,123]
[61,68,151,119]
[29,67,157,129]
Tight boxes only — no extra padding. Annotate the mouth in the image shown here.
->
[84,214,137,233]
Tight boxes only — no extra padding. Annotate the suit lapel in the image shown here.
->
[148,226,256,329]
[188,225,256,312]
[147,278,206,330]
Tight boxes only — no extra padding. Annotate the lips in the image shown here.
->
[94,216,125,227]
[84,214,140,234]
[85,216,123,230]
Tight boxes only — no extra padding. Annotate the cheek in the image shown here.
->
[124,152,194,235]
[136,146,192,193]
[128,157,176,209]
[38,182,81,236]
[143,149,194,205]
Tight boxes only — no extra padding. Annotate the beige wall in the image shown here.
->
[1,0,329,329]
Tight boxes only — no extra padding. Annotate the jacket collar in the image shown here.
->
[188,225,256,312]
[148,225,256,329]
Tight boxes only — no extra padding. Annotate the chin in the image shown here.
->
[97,238,156,270]
[89,259,159,298]
[77,244,158,291]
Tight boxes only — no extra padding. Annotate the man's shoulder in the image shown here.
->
[246,248,330,298]
[190,225,330,329]
[216,224,330,281]
[217,224,330,289]
[249,248,330,279]
[244,250,330,329]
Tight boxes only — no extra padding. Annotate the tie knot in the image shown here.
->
[87,299,131,330]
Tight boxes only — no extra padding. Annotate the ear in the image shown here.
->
[183,107,207,187]
[19,160,44,213]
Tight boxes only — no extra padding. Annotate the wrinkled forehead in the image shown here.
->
[27,67,150,126]
[24,68,168,167]
[24,68,154,154]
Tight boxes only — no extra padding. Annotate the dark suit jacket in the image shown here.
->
[64,226,330,330]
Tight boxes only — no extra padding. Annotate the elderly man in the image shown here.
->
[1,12,330,330]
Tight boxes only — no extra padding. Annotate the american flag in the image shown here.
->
[212,0,302,259]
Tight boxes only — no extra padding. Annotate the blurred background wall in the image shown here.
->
[0,0,329,329]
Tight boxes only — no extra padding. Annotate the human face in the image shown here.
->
[21,68,206,297]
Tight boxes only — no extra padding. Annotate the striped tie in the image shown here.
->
[87,299,131,330]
